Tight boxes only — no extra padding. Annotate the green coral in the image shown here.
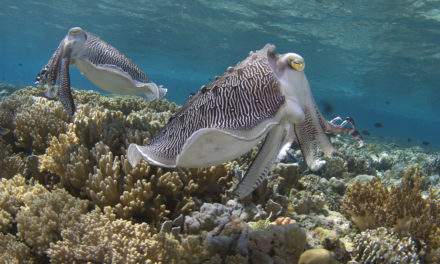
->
[299,248,340,264]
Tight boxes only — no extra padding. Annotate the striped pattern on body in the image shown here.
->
[80,32,150,83]
[147,46,285,161]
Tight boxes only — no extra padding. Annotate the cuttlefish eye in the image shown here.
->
[288,55,305,71]
[68,27,83,35]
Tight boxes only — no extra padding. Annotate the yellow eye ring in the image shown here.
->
[290,59,305,71]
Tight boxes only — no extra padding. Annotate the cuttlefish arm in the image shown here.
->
[35,40,65,98]
[235,124,288,199]
[57,57,75,116]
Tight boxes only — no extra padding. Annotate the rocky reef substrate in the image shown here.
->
[0,87,439,263]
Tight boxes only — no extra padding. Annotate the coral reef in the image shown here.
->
[0,233,36,264]
[342,166,440,261]
[14,97,69,153]
[1,86,439,263]
[342,166,439,240]
[298,248,339,264]
[48,207,201,264]
[16,188,88,254]
[351,227,425,264]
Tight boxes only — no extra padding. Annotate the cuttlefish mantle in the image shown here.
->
[128,44,363,199]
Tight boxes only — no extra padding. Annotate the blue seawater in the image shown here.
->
[0,0,439,147]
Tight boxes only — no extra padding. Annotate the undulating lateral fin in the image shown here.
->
[57,58,75,116]
[235,125,286,199]
[127,143,175,168]
[127,144,145,167]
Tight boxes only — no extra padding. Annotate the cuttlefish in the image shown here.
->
[35,27,166,116]
[128,44,362,198]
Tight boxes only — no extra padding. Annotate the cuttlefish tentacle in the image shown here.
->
[235,124,288,199]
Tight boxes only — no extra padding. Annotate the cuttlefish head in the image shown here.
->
[267,45,314,119]
[63,27,87,57]
[266,45,312,124]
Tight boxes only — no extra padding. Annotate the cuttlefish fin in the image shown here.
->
[294,107,335,171]
[235,125,286,199]
[57,58,75,116]
[134,80,167,100]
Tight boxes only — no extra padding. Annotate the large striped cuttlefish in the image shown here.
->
[128,44,362,198]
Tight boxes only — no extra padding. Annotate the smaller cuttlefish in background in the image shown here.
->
[35,27,167,116]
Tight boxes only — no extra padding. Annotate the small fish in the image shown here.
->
[374,122,383,128]
[320,100,334,115]
[18,63,23,67]
[36,27,167,116]
[422,141,430,146]
[385,101,390,105]
[407,138,412,142]
[361,129,370,136]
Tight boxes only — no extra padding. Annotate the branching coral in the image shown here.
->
[342,166,440,254]
[0,140,26,179]
[14,97,69,153]
[85,142,234,223]
[0,175,47,231]
[47,207,203,264]
[39,127,92,193]
[0,233,36,264]
[72,104,125,153]
[16,188,89,255]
